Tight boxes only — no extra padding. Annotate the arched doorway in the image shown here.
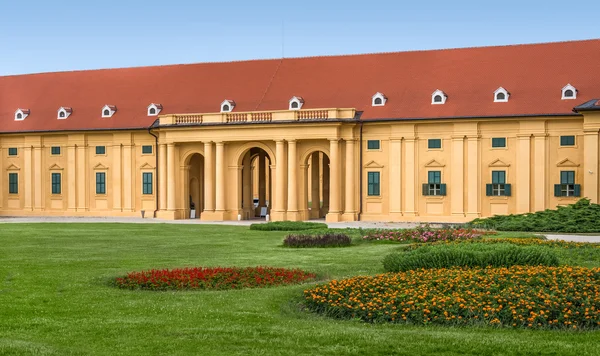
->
[240,147,272,220]
[304,151,330,219]
[187,153,204,219]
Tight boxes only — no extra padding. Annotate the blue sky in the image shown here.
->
[1,0,598,76]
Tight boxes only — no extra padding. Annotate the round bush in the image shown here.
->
[283,234,352,248]
[115,266,316,291]
[383,243,559,272]
[304,266,600,329]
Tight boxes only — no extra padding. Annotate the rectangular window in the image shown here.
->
[142,145,153,154]
[95,146,106,155]
[51,173,62,194]
[8,173,18,194]
[367,172,380,196]
[428,139,442,149]
[51,146,61,155]
[142,172,153,195]
[491,137,506,148]
[489,170,509,196]
[555,171,580,197]
[560,135,575,146]
[96,172,106,194]
[427,171,441,196]
[367,140,380,150]
[8,148,18,156]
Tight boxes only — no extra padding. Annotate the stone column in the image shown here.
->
[203,142,214,213]
[403,138,416,216]
[326,139,341,222]
[112,144,122,212]
[242,152,253,219]
[310,152,320,218]
[516,135,531,214]
[272,140,287,221]
[158,144,167,211]
[67,145,77,212]
[215,142,225,216]
[258,151,266,207]
[24,146,33,211]
[451,136,464,217]
[167,143,176,213]
[388,139,402,219]
[33,146,43,211]
[287,140,299,220]
[322,154,330,215]
[584,129,599,203]
[533,135,547,211]
[343,139,357,220]
[466,136,480,218]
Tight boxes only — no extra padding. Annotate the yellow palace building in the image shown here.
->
[1,39,600,222]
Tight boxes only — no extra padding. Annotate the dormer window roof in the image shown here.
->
[102,105,117,118]
[561,84,577,100]
[494,87,510,102]
[372,92,387,107]
[57,107,72,119]
[431,89,447,105]
[221,100,235,113]
[289,96,304,110]
[147,103,163,116]
[14,109,30,121]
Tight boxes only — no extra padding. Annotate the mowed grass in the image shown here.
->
[0,224,598,356]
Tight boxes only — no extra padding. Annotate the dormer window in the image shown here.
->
[494,87,510,102]
[57,107,72,119]
[101,105,117,118]
[289,96,304,110]
[431,89,447,105]
[372,92,387,107]
[147,103,163,116]
[221,100,235,113]
[14,109,30,121]
[561,84,577,100]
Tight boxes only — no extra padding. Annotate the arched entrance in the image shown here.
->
[186,153,204,219]
[303,151,330,219]
[240,147,272,220]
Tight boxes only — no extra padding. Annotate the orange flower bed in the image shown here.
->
[304,266,600,329]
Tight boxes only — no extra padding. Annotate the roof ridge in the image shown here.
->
[2,38,598,78]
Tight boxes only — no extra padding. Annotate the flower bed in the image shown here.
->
[420,237,600,250]
[283,233,352,248]
[362,226,492,243]
[250,221,328,231]
[115,266,316,291]
[304,266,600,329]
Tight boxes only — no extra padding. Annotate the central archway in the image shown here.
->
[184,152,204,219]
[301,150,330,220]
[238,147,273,220]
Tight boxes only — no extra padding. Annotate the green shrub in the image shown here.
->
[283,234,352,248]
[249,221,328,231]
[383,243,559,272]
[468,198,600,232]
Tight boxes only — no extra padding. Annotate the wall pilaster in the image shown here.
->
[516,135,531,213]
[326,139,341,222]
[388,138,402,220]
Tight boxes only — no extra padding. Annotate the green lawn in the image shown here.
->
[0,224,599,356]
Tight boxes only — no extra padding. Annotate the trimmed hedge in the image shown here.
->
[283,234,352,248]
[383,243,559,272]
[249,221,328,231]
[469,198,600,232]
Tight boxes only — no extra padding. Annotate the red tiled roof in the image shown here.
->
[1,39,600,133]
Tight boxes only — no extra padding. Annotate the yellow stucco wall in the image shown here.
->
[1,108,599,222]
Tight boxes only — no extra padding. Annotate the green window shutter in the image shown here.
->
[504,184,512,196]
[422,183,429,196]
[486,184,493,196]
[574,184,581,197]
[554,184,562,197]
[440,184,447,196]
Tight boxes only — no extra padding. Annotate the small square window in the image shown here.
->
[560,136,575,146]
[367,140,380,150]
[491,138,506,148]
[95,146,106,155]
[142,145,153,154]
[8,148,18,156]
[51,146,61,155]
[428,139,442,149]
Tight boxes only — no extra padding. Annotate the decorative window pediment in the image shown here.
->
[147,103,162,116]
[372,92,387,107]
[6,163,20,171]
[48,163,64,170]
[561,84,577,100]
[431,89,447,105]
[494,87,510,102]
[102,105,117,118]
[489,159,511,167]
[15,109,30,121]
[58,107,72,119]
[363,160,384,168]
[557,158,580,167]
[221,100,235,113]
[425,159,445,167]
[139,162,156,169]
[93,163,109,170]
[289,96,304,110]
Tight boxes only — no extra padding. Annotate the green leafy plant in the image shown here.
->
[249,221,328,231]
[283,234,352,248]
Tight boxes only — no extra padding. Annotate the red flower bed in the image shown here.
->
[115,266,316,291]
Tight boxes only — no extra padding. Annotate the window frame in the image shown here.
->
[366,140,380,150]
[560,171,576,197]
[51,146,61,155]
[367,171,380,196]
[560,135,576,147]
[141,145,153,155]
[491,137,507,148]
[95,146,106,155]
[142,172,153,195]
[8,173,18,194]
[96,172,106,195]
[51,172,62,195]
[491,170,507,196]
[8,147,18,156]
[428,139,442,150]
[427,171,442,196]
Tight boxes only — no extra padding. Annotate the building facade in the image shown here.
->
[1,40,600,222]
